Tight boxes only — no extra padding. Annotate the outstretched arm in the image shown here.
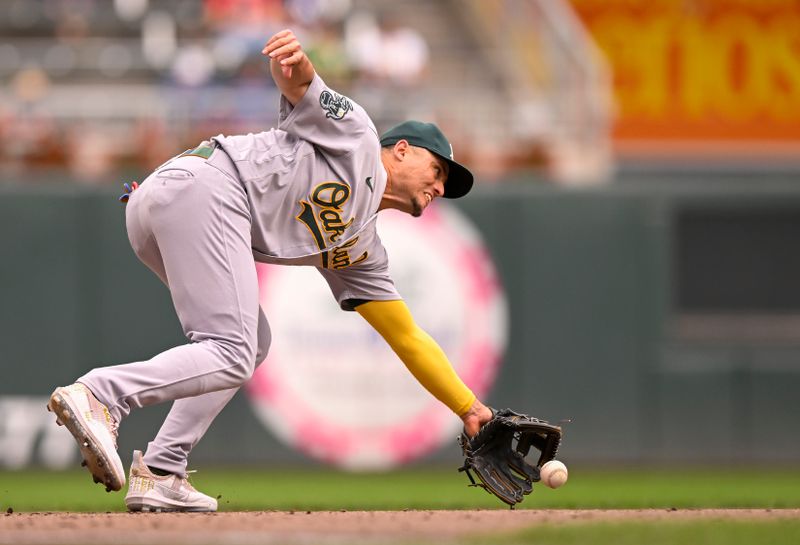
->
[355,300,492,436]
[262,29,315,106]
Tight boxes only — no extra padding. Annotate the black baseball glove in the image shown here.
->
[458,408,563,507]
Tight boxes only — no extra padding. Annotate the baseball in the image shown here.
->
[540,460,568,489]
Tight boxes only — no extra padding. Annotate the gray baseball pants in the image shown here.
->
[79,148,271,477]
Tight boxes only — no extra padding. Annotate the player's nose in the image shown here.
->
[433,179,445,198]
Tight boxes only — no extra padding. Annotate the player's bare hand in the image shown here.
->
[461,399,493,438]
[262,29,305,79]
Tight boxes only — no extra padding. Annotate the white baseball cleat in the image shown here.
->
[125,450,218,512]
[47,382,125,492]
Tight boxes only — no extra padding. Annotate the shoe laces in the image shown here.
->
[108,417,119,448]
[81,383,120,448]
[182,470,200,492]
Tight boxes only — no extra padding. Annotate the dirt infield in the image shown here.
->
[1,509,797,545]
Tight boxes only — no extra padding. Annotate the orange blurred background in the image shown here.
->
[570,0,800,158]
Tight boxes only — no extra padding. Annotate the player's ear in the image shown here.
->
[393,139,410,161]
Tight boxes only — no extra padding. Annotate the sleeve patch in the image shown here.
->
[319,89,354,120]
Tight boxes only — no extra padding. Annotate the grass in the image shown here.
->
[1,465,800,512]
[2,467,799,545]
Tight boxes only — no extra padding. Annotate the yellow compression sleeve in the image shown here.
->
[355,300,476,416]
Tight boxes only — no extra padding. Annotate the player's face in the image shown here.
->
[403,148,448,217]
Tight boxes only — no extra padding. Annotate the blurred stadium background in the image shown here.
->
[1,0,800,475]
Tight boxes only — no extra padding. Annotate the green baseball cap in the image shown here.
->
[379,121,474,199]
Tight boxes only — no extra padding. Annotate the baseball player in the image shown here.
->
[47,29,493,512]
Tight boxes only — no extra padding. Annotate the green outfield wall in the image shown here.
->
[2,172,799,468]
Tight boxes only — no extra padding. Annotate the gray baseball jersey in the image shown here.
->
[213,74,399,310]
